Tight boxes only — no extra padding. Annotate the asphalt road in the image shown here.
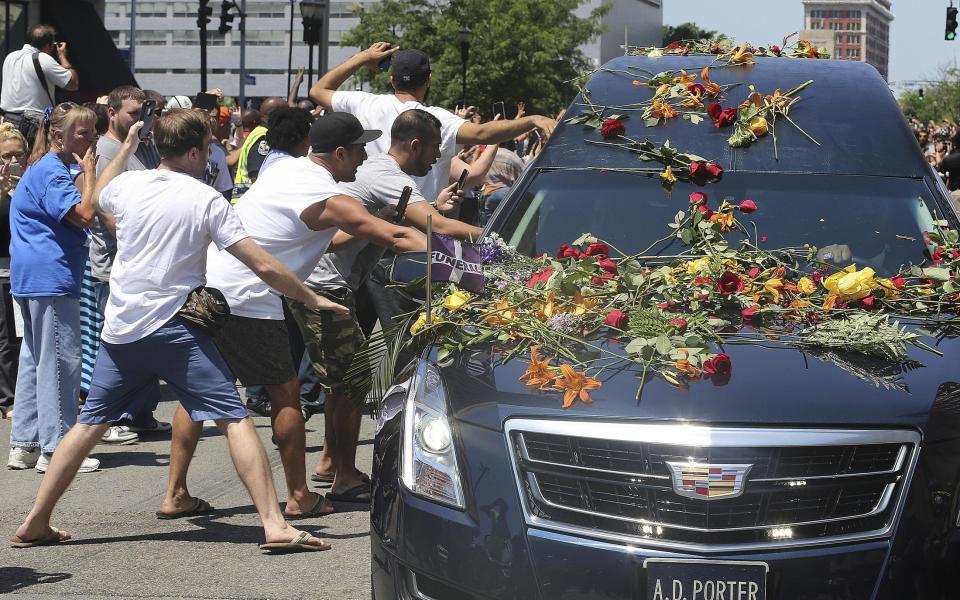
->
[0,389,374,600]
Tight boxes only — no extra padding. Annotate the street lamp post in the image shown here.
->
[300,0,326,89]
[458,25,472,109]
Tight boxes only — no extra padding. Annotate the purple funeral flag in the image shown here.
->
[430,234,486,293]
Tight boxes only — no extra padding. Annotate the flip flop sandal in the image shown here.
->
[259,530,331,554]
[11,526,71,548]
[284,493,335,519]
[155,498,215,520]
[326,482,372,503]
[310,471,371,484]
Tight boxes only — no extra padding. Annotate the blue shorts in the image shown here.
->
[79,317,249,424]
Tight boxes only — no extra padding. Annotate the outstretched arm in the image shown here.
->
[456,115,556,146]
[308,42,398,111]
[300,194,426,252]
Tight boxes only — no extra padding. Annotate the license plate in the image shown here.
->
[644,559,768,600]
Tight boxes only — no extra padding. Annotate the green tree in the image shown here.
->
[661,22,726,46]
[341,0,607,116]
[898,67,960,124]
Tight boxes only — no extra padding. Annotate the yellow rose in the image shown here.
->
[686,257,711,274]
[410,312,428,335]
[660,165,677,186]
[749,116,768,137]
[876,278,901,299]
[823,266,876,301]
[442,290,472,312]
[797,276,817,295]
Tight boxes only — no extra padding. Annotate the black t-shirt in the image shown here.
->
[936,152,960,190]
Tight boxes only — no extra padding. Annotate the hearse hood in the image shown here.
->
[434,328,960,441]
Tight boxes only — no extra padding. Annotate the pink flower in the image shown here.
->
[689,191,708,206]
[605,310,628,328]
[741,305,760,319]
[737,199,757,213]
[668,318,688,332]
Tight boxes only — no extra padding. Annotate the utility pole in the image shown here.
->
[239,0,247,109]
[198,0,213,91]
[128,0,137,71]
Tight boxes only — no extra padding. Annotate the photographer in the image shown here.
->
[0,25,79,149]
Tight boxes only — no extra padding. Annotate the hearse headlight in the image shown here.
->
[401,361,465,509]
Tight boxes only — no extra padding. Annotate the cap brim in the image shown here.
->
[351,129,382,145]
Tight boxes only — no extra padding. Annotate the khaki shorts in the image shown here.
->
[213,314,296,386]
[288,286,366,398]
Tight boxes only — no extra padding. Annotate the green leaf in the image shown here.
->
[644,117,661,128]
[436,347,452,363]
[688,114,704,125]
[573,233,598,246]
[921,267,951,281]
[655,335,674,355]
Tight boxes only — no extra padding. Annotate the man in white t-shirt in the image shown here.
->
[292,108,483,502]
[179,112,426,517]
[12,111,344,553]
[0,25,78,132]
[309,43,556,201]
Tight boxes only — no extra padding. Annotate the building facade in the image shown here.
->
[800,0,893,80]
[103,0,663,100]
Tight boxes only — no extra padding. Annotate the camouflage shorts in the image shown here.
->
[288,286,367,397]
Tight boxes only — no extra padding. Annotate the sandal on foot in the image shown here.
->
[11,526,71,548]
[284,493,335,519]
[326,482,372,503]
[155,498,215,520]
[259,530,331,554]
[310,471,371,484]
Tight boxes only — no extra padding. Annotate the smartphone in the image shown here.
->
[393,186,412,223]
[457,168,469,191]
[138,99,157,139]
[377,55,392,72]
[194,92,219,111]
[7,162,23,179]
[492,101,505,119]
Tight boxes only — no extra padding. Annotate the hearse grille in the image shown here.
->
[505,421,919,552]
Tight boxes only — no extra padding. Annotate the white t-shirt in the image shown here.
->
[205,156,340,320]
[99,170,248,345]
[307,153,427,290]
[0,45,73,114]
[331,91,466,200]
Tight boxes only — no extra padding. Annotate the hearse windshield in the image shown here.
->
[499,170,945,276]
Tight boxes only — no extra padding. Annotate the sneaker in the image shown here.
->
[7,447,40,470]
[126,419,172,434]
[101,425,139,445]
[246,396,271,417]
[35,453,100,474]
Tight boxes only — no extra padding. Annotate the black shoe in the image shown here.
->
[246,396,271,417]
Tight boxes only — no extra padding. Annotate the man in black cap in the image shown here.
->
[309,42,556,203]
[158,112,427,521]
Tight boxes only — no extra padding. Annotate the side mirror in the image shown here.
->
[390,251,428,285]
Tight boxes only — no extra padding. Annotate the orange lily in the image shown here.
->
[655,83,671,97]
[823,294,840,309]
[484,297,516,326]
[650,100,679,120]
[672,70,696,86]
[572,290,598,316]
[519,346,556,390]
[700,67,722,97]
[553,364,602,408]
[764,278,784,303]
[534,291,558,320]
[709,211,735,232]
[729,42,754,65]
[675,349,700,376]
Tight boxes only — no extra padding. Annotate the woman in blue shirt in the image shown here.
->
[7,102,100,473]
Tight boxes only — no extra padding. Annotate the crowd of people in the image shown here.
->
[1,25,556,552]
[909,117,960,208]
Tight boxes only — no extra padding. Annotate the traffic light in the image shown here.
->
[218,1,235,34]
[946,6,958,41]
[197,0,212,28]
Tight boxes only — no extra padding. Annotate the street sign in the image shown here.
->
[244,74,256,85]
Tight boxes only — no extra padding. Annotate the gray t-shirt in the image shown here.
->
[306,153,426,291]
[89,136,159,282]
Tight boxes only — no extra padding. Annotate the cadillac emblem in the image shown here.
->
[665,462,753,500]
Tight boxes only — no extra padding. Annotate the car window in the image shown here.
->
[498,170,943,276]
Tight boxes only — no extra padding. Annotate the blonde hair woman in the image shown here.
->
[7,102,101,473]
[0,123,27,420]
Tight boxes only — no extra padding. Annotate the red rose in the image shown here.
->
[710,44,723,54]
[760,235,768,243]
[666,42,681,49]
[585,242,609,257]
[706,102,723,121]
[556,243,581,259]
[889,276,906,289]
[737,199,757,213]
[697,204,714,219]
[526,268,554,287]
[705,162,724,180]
[741,305,760,319]
[716,271,744,295]
[657,301,672,310]
[693,276,712,285]
[688,161,709,185]
[702,353,731,375]
[591,273,616,285]
[747,267,760,279]
[605,310,628,328]
[714,107,737,128]
[668,318,688,332]
[600,118,625,140]
[933,247,945,264]
[861,295,875,308]
[952,249,960,259]
[687,83,706,96]
[689,191,708,206]
[598,258,618,273]
[811,271,824,283]
[770,44,782,56]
